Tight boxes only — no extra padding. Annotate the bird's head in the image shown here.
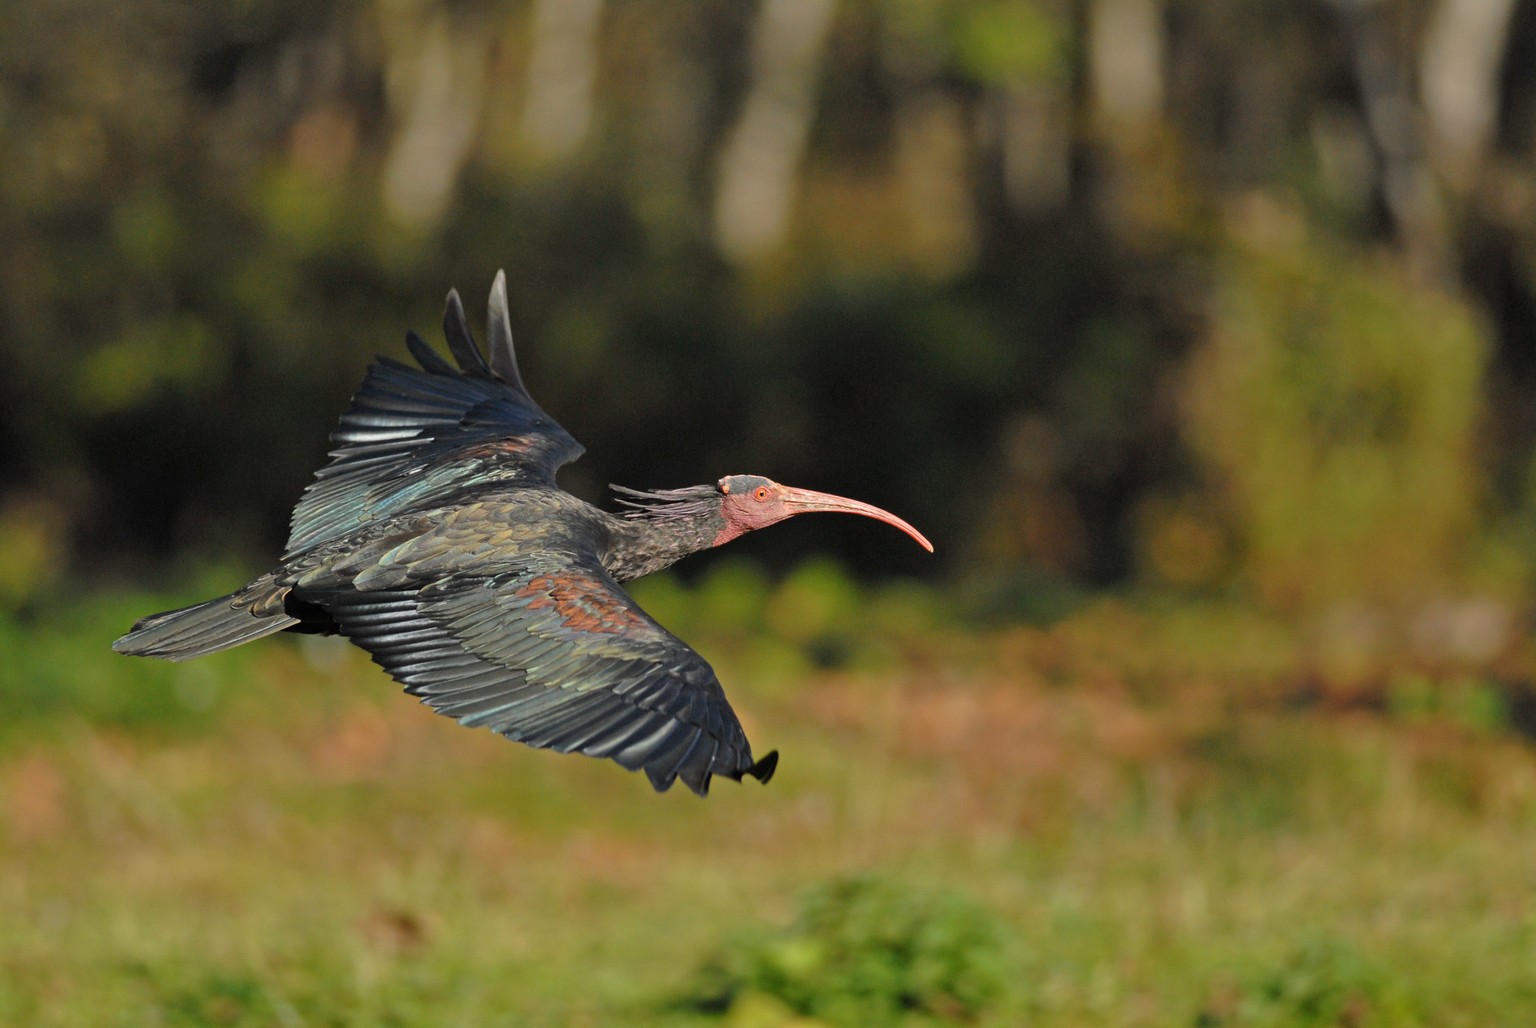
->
[713,475,933,551]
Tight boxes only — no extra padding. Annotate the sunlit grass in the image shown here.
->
[3,576,1535,1024]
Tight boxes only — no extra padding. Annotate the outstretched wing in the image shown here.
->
[283,271,584,558]
[318,557,777,796]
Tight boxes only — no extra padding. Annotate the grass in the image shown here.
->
[2,573,1535,1025]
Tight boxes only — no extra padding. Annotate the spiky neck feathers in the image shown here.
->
[612,484,722,523]
[603,485,727,582]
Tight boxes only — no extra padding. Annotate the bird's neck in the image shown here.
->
[603,509,726,582]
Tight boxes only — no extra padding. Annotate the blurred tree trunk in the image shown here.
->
[1421,0,1518,192]
[1088,0,1163,129]
[520,0,605,163]
[381,8,491,229]
[712,0,836,263]
[1331,0,1451,281]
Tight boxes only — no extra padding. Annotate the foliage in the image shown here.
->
[3,0,1533,609]
[1184,209,1488,610]
[686,877,1014,1025]
[1203,937,1415,1027]
[628,557,952,691]
[0,586,246,740]
[3,577,1536,1023]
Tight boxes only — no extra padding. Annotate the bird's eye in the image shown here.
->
[753,486,770,501]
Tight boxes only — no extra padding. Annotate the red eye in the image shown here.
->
[753,486,770,501]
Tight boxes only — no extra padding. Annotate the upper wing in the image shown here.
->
[283,271,585,558]
[318,557,777,796]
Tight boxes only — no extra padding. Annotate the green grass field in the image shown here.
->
[3,571,1534,1025]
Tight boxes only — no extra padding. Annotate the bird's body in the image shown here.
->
[115,273,931,796]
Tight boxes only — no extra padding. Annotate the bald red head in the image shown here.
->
[713,475,933,551]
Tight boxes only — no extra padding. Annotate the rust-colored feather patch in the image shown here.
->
[519,573,647,635]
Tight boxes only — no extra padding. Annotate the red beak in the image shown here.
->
[778,486,934,552]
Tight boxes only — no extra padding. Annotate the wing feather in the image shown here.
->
[283,274,585,558]
[317,561,775,796]
[487,270,528,391]
[404,329,455,375]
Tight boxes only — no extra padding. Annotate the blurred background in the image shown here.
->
[5,0,1536,1024]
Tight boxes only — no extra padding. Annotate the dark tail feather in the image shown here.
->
[113,584,298,661]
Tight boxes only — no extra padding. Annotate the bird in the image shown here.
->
[114,272,932,796]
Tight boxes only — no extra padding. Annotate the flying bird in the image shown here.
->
[114,272,932,796]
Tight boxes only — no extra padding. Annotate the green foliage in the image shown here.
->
[77,314,221,413]
[7,0,1534,609]
[1205,937,1414,1027]
[949,1,1065,84]
[0,497,67,609]
[160,972,279,1027]
[688,877,1014,1025]
[628,558,953,692]
[0,586,249,739]
[1186,211,1488,609]
[766,559,866,664]
[3,583,1536,1023]
[1387,674,1508,735]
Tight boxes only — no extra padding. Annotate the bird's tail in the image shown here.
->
[112,574,298,661]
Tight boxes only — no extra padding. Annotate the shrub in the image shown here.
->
[687,876,1015,1025]
[1201,936,1415,1026]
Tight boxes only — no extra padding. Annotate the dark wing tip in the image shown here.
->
[646,746,778,798]
[442,287,491,377]
[404,329,455,375]
[747,749,779,784]
[486,269,528,392]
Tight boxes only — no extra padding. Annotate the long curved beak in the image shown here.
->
[779,486,934,552]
